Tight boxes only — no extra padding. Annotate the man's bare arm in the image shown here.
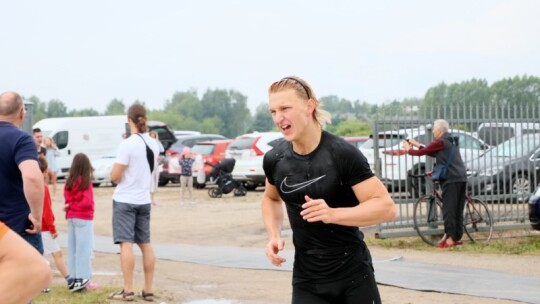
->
[19,160,44,230]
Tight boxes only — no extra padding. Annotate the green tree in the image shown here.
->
[164,89,202,121]
[104,99,126,115]
[250,103,274,132]
[46,99,68,117]
[200,89,251,138]
[69,108,100,116]
[27,95,47,123]
[333,120,372,136]
[490,75,540,118]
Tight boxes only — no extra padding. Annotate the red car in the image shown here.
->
[191,139,233,187]
[342,136,369,148]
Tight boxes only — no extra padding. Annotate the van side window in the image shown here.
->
[53,131,69,149]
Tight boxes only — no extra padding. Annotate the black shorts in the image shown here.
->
[112,200,151,244]
[292,270,381,304]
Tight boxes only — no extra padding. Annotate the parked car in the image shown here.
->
[359,133,405,174]
[91,121,175,187]
[159,134,228,186]
[342,136,369,148]
[362,126,491,195]
[91,147,117,187]
[467,134,540,201]
[477,122,540,146]
[190,139,233,187]
[529,183,540,230]
[148,120,177,152]
[226,132,284,190]
[174,130,201,137]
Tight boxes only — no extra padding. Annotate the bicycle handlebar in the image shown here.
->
[408,172,432,178]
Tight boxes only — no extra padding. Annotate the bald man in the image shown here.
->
[0,91,51,302]
[0,91,45,245]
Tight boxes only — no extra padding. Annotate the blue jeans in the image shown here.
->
[21,232,44,254]
[67,219,94,279]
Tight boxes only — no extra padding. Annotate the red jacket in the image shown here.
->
[41,186,56,235]
[64,176,95,221]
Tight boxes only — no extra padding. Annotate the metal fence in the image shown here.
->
[372,104,540,239]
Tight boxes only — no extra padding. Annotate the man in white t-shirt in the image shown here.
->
[109,105,160,302]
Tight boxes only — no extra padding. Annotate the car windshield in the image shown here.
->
[192,144,215,155]
[486,134,540,158]
[228,137,256,150]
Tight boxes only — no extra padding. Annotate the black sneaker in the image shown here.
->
[69,278,90,292]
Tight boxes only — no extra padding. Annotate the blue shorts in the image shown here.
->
[21,232,44,254]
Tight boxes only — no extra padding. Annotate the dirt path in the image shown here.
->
[47,182,539,303]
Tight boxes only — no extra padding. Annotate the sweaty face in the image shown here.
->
[269,89,311,142]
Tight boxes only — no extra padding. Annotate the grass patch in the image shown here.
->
[366,234,540,255]
[33,286,119,304]
[33,285,173,303]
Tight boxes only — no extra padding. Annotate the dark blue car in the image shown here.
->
[529,184,540,230]
[466,134,540,202]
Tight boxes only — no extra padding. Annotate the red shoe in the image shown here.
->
[436,241,461,248]
[436,241,453,248]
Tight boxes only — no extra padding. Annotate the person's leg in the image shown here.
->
[67,219,76,276]
[134,204,154,296]
[187,175,193,202]
[111,201,136,299]
[52,250,70,278]
[0,227,52,304]
[180,176,186,202]
[342,271,382,304]
[138,243,155,294]
[73,219,94,279]
[42,231,72,284]
[442,182,459,244]
[292,282,331,304]
[120,242,135,292]
[454,182,467,241]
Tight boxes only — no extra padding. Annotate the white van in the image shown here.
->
[33,116,127,178]
[477,122,540,146]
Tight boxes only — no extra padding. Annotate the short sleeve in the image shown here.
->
[336,142,374,187]
[115,140,130,166]
[14,134,38,165]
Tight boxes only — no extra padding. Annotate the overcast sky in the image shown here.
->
[1,1,539,114]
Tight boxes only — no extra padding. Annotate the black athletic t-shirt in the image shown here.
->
[263,131,374,282]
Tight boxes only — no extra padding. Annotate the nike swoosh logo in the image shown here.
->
[279,175,326,194]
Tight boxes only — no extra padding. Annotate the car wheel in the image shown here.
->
[244,183,258,191]
[234,185,247,196]
[92,183,101,187]
[158,179,168,187]
[512,172,530,203]
[194,182,206,189]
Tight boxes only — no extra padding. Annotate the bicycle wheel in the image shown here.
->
[208,188,222,198]
[463,198,493,243]
[413,195,445,246]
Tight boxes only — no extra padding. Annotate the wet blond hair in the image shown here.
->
[268,76,332,128]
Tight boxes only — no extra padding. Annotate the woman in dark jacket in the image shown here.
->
[403,119,468,248]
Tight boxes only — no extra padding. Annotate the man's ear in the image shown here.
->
[19,106,25,120]
[306,99,316,117]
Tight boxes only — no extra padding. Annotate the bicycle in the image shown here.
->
[409,173,493,246]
